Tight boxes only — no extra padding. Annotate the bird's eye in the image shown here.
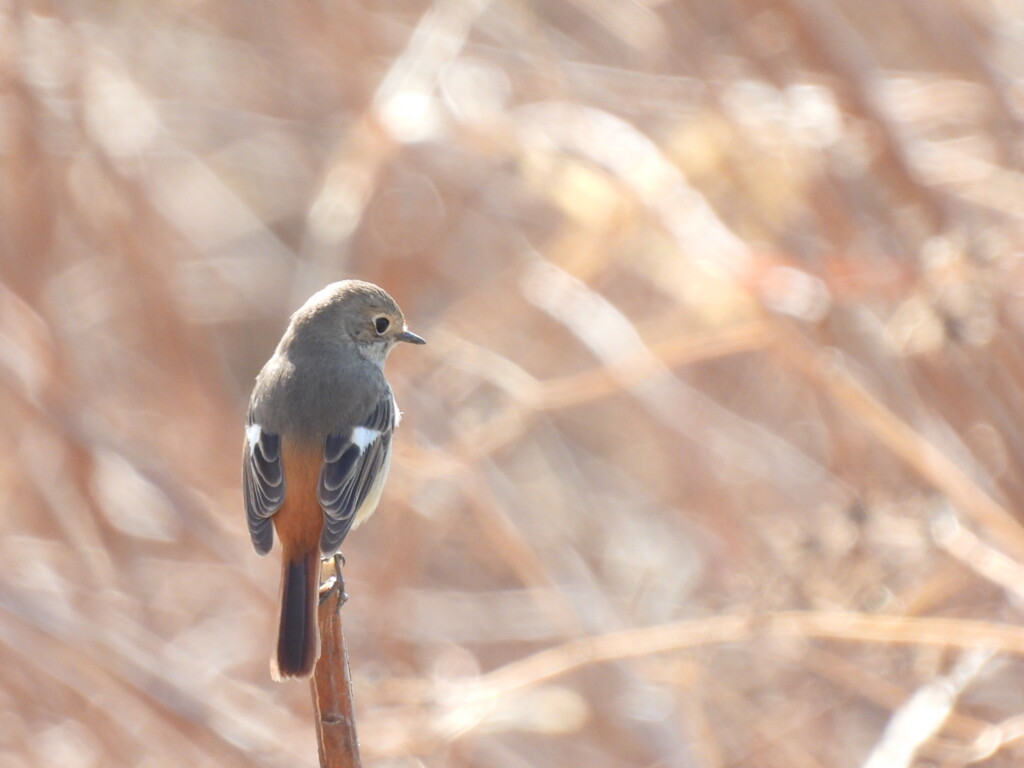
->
[374,316,391,334]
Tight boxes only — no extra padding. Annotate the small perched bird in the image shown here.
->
[242,280,425,680]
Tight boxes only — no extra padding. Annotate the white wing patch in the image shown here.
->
[393,394,402,427]
[246,423,262,454]
[351,426,381,454]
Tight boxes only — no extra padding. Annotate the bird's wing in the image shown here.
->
[318,393,395,554]
[242,414,285,555]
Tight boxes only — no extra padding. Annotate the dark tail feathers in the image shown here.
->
[272,551,319,680]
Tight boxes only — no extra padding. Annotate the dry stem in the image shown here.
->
[310,571,361,768]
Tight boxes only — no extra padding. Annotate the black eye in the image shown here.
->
[374,316,390,334]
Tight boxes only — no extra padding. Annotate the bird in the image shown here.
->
[242,280,425,680]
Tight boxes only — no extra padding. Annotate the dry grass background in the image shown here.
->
[3,1,1024,766]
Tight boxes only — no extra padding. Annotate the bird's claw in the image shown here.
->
[318,552,348,605]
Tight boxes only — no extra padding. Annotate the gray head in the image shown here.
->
[283,280,425,364]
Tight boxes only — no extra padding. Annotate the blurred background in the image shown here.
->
[4,1,1024,766]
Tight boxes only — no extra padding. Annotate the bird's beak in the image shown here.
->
[396,329,426,345]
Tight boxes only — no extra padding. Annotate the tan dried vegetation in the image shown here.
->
[3,1,1024,766]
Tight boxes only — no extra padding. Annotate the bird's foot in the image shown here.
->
[318,552,348,605]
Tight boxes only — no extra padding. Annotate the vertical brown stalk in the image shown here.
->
[310,582,362,768]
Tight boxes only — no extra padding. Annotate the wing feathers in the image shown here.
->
[243,419,285,554]
[242,393,396,557]
[318,395,395,554]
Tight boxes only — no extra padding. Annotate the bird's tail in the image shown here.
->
[271,550,320,680]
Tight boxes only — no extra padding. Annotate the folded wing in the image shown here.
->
[318,394,395,554]
[243,419,285,554]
